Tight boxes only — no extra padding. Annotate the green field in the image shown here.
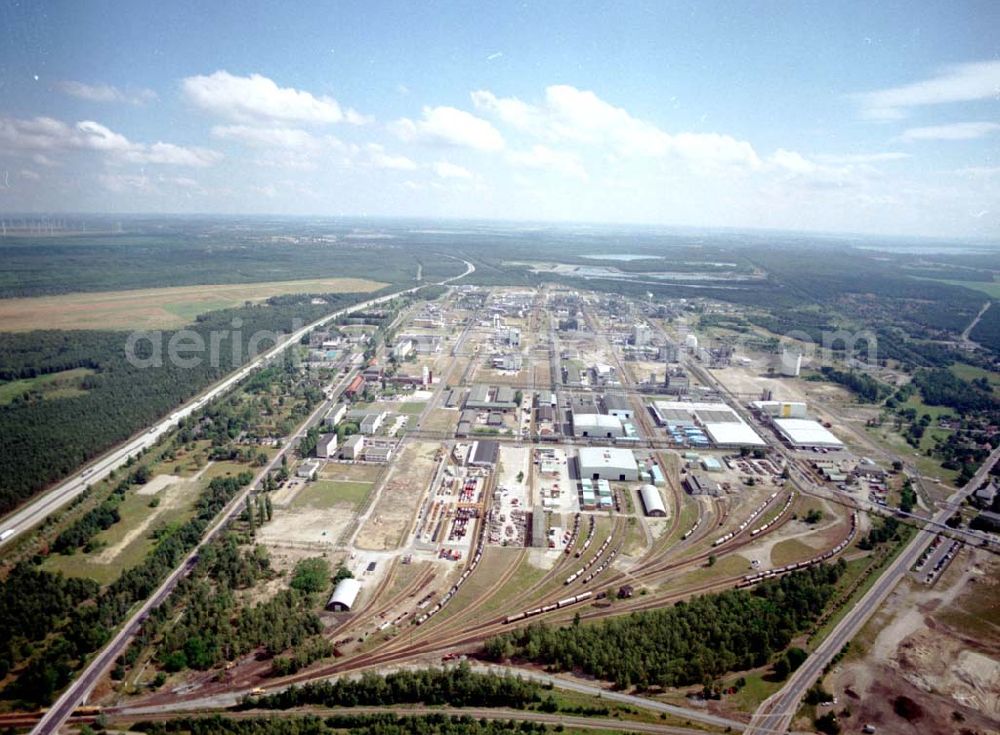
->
[292,480,373,510]
[0,367,94,405]
[950,362,1000,397]
[44,480,198,584]
[397,401,428,415]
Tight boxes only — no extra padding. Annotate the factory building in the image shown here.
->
[772,418,844,449]
[323,402,348,429]
[653,400,766,448]
[470,440,500,467]
[664,368,690,394]
[685,472,722,497]
[639,484,667,517]
[751,400,808,418]
[602,393,633,420]
[631,323,652,346]
[316,433,339,458]
[327,577,362,612]
[359,411,386,435]
[572,413,625,439]
[342,434,365,460]
[465,384,518,411]
[578,447,639,482]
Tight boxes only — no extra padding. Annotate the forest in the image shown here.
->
[808,366,891,403]
[144,536,326,674]
[484,563,845,689]
[0,472,252,706]
[0,291,372,515]
[245,663,544,710]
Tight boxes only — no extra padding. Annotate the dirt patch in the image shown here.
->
[826,548,1000,734]
[134,473,182,496]
[355,441,440,550]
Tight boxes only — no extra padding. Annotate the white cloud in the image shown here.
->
[813,152,910,164]
[98,173,153,193]
[366,143,417,170]
[432,161,474,179]
[507,144,587,180]
[19,169,40,181]
[473,85,761,170]
[0,115,221,167]
[182,70,366,125]
[899,121,1000,141]
[211,124,337,151]
[391,106,504,151]
[855,60,1000,120]
[55,80,158,105]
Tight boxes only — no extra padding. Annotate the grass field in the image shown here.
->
[950,362,1000,397]
[43,477,198,584]
[0,367,94,405]
[0,277,387,331]
[292,480,373,510]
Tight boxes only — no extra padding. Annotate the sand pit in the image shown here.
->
[134,473,182,496]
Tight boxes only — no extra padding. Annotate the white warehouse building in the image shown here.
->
[578,447,639,482]
[638,484,667,517]
[327,577,362,611]
[573,413,624,439]
[772,418,844,449]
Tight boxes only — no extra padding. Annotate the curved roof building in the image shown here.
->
[639,484,666,517]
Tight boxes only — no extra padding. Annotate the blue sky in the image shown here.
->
[1,0,998,237]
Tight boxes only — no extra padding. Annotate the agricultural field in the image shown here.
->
[0,367,94,405]
[0,277,387,331]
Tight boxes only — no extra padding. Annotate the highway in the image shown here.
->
[30,260,474,735]
[746,442,1000,734]
[1,259,473,548]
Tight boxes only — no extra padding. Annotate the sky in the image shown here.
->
[0,0,998,239]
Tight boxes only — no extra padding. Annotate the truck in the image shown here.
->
[0,528,16,542]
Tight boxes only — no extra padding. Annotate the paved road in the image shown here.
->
[746,443,1000,735]
[30,260,474,735]
[1,260,473,548]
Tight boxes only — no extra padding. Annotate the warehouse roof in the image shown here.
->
[578,447,638,471]
[327,577,361,610]
[639,484,666,516]
[573,413,623,429]
[773,418,844,448]
[703,422,766,447]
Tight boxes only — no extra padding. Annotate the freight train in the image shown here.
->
[564,534,613,584]
[713,491,779,547]
[749,492,795,537]
[575,515,597,557]
[563,513,582,555]
[737,512,857,588]
[414,514,488,626]
[502,591,594,624]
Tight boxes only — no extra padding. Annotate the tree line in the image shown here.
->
[484,563,845,689]
[135,713,555,735]
[245,663,543,710]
